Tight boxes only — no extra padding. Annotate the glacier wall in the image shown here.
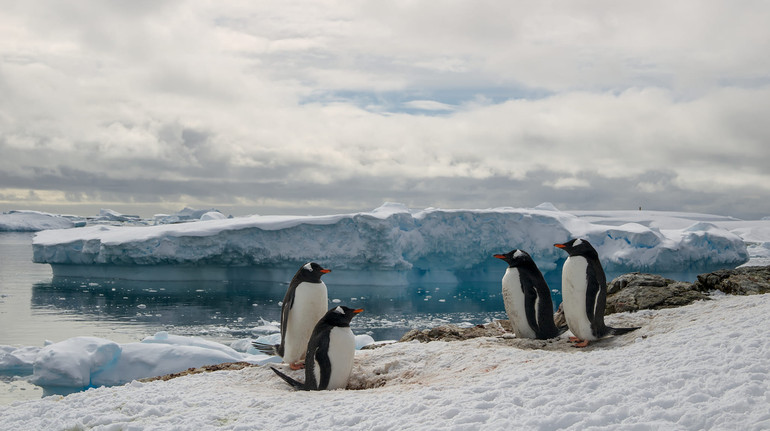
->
[32,203,749,285]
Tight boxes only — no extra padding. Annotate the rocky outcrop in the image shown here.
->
[605,266,770,314]
[605,273,710,314]
[692,266,770,295]
[399,322,508,343]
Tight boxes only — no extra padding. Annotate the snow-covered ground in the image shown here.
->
[30,203,755,283]
[1,294,769,430]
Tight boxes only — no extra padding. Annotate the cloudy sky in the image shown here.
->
[1,1,769,219]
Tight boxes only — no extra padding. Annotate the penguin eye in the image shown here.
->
[303,262,313,271]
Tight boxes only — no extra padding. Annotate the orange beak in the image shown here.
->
[320,268,331,274]
[554,243,566,249]
[353,308,364,314]
[493,254,506,259]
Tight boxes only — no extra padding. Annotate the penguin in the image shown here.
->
[494,249,563,339]
[271,306,363,391]
[252,262,330,369]
[554,238,639,347]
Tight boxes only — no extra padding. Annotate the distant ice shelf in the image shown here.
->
[30,203,752,285]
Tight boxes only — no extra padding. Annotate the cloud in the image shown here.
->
[0,1,769,219]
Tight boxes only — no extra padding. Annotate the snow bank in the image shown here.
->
[1,294,769,430]
[1,333,277,393]
[1,331,375,393]
[0,211,81,232]
[31,203,749,284]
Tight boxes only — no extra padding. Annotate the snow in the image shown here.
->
[1,294,769,430]
[31,203,757,284]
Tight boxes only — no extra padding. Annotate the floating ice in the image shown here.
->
[2,333,281,393]
[0,211,81,232]
[31,204,751,284]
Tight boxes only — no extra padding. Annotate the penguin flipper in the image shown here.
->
[607,326,640,336]
[251,341,280,356]
[270,367,307,391]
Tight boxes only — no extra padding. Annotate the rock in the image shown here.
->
[605,272,710,314]
[692,266,770,295]
[137,362,257,383]
[398,322,507,343]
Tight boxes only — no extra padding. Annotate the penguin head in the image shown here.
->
[324,306,364,327]
[493,249,534,268]
[298,262,332,282]
[554,238,598,258]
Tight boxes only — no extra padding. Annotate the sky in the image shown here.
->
[1,1,769,219]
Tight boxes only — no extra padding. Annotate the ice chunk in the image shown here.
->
[27,333,279,392]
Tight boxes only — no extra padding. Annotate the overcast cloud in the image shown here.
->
[1,1,769,218]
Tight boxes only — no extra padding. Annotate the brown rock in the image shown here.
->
[692,266,770,295]
[605,272,709,314]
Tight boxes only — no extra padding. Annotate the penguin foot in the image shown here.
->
[289,362,305,370]
[571,339,590,348]
[568,336,580,342]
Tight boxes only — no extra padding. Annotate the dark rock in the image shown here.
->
[692,266,770,295]
[398,322,507,343]
[605,272,710,314]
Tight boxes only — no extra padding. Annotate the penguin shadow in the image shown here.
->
[494,327,644,352]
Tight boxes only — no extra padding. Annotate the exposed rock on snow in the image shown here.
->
[398,322,508,343]
[606,273,710,314]
[693,265,770,295]
[138,362,258,383]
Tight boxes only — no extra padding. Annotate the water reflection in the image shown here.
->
[31,277,532,341]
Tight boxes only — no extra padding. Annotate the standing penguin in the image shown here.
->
[253,262,330,369]
[554,239,639,347]
[494,249,563,339]
[271,306,363,391]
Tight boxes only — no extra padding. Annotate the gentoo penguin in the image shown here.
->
[494,249,563,339]
[271,306,363,391]
[554,239,639,347]
[253,262,330,369]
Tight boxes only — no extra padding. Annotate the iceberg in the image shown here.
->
[32,203,750,284]
[0,211,83,232]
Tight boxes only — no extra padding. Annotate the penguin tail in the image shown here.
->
[270,367,306,390]
[607,326,640,336]
[252,341,280,356]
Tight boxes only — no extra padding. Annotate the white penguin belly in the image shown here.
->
[283,281,328,364]
[561,257,596,341]
[501,268,537,339]
[324,326,356,390]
